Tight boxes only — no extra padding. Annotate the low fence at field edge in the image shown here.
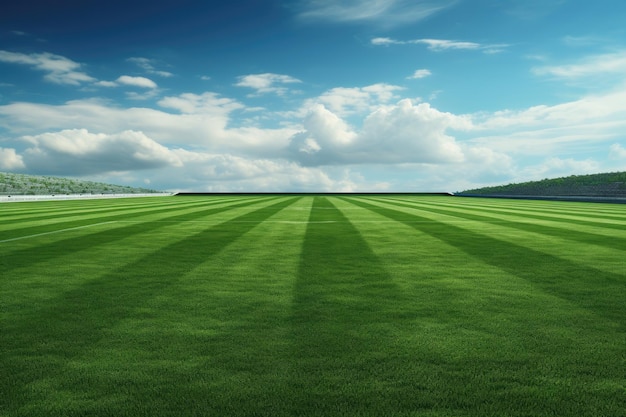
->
[456,194,626,204]
[0,193,173,203]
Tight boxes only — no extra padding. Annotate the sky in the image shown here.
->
[1,0,626,192]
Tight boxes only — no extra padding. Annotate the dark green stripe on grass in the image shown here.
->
[289,197,432,415]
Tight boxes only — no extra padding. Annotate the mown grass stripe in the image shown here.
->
[62,197,315,416]
[393,196,626,223]
[2,195,624,416]
[0,197,300,415]
[0,197,188,222]
[449,197,626,219]
[345,197,626,327]
[288,196,431,415]
[0,221,118,243]
[368,196,626,250]
[0,196,178,215]
[333,197,624,416]
[1,196,276,273]
[0,196,243,237]
[0,198,291,322]
[387,196,626,230]
[381,198,626,264]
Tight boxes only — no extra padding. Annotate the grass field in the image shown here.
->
[1,195,624,416]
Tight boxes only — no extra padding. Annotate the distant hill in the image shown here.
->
[458,171,626,197]
[0,172,161,195]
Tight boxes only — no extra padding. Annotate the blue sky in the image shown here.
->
[1,0,626,192]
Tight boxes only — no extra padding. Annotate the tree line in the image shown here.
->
[0,172,160,195]
[459,172,626,197]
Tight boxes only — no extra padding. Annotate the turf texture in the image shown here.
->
[1,195,624,416]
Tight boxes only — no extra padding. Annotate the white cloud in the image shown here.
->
[158,92,243,114]
[463,86,626,166]
[562,35,605,47]
[0,95,297,157]
[96,76,158,90]
[102,149,377,193]
[532,51,626,79]
[371,37,396,46]
[295,0,455,26]
[116,75,157,89]
[2,64,625,192]
[473,86,626,135]
[0,147,25,170]
[20,129,182,175]
[408,69,432,79]
[94,80,119,88]
[414,39,482,51]
[371,37,508,53]
[0,50,95,85]
[297,83,404,117]
[288,103,357,161]
[235,73,302,96]
[171,150,344,191]
[289,99,470,166]
[609,144,626,160]
[127,57,173,77]
[519,157,600,181]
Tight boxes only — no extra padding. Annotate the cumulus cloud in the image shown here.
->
[169,150,349,191]
[288,104,357,163]
[0,147,25,170]
[0,50,95,85]
[295,0,455,26]
[20,129,182,175]
[297,83,404,117]
[289,99,469,166]
[0,95,297,157]
[113,149,377,192]
[371,37,508,53]
[235,73,302,96]
[3,65,624,192]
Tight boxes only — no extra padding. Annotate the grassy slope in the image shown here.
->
[459,171,626,197]
[0,172,160,195]
[1,196,624,416]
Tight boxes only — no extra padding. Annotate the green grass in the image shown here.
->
[1,195,624,416]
